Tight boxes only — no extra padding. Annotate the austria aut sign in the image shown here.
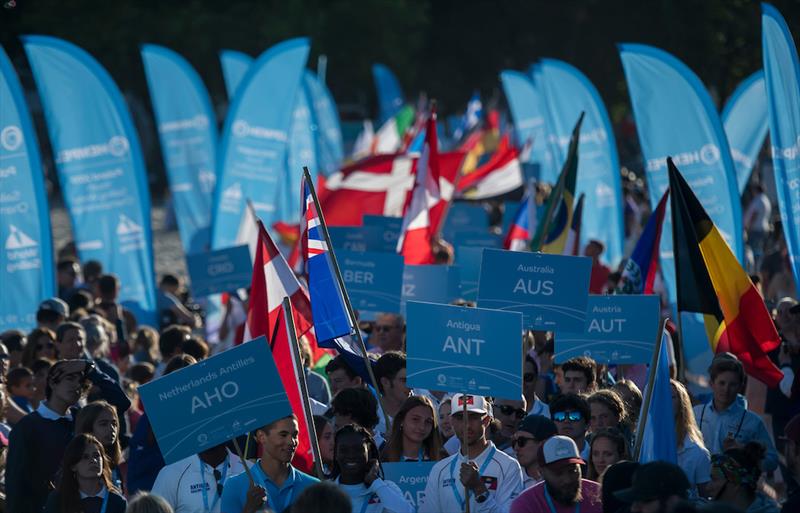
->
[139,336,291,464]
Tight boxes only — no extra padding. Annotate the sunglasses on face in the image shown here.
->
[512,437,536,448]
[497,404,526,420]
[523,372,537,383]
[374,325,396,333]
[553,411,583,423]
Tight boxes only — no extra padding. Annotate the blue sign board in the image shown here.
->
[401,265,462,316]
[383,462,436,511]
[454,246,483,301]
[477,249,591,332]
[139,336,292,464]
[451,230,503,249]
[362,215,401,249]
[338,250,404,313]
[554,295,660,364]
[406,301,522,398]
[186,245,252,297]
[329,226,396,253]
[442,203,488,241]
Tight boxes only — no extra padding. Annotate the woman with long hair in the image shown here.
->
[76,401,124,492]
[313,415,335,472]
[709,442,780,512]
[44,433,126,513]
[329,424,412,513]
[587,427,630,481]
[670,379,711,498]
[21,327,56,368]
[381,396,445,462]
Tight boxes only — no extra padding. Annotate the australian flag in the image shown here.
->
[617,189,669,294]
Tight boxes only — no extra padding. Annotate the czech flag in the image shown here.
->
[617,188,668,294]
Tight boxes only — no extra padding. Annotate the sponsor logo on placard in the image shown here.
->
[0,125,23,151]
[57,136,130,163]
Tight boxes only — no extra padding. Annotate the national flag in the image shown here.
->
[371,105,415,155]
[453,91,483,141]
[456,135,524,200]
[245,220,317,473]
[617,189,669,294]
[669,158,783,387]
[503,192,534,251]
[564,193,585,256]
[531,113,584,253]
[458,109,501,174]
[302,179,352,344]
[235,199,259,263]
[637,328,677,464]
[351,120,375,160]
[269,304,315,473]
[397,111,441,264]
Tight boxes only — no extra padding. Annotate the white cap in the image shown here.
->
[537,435,584,467]
[450,394,490,416]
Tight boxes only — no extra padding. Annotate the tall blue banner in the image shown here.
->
[211,38,310,249]
[762,4,800,288]
[530,64,560,184]
[0,46,54,331]
[722,71,768,194]
[372,63,404,123]
[536,59,625,266]
[304,70,344,176]
[24,36,157,324]
[219,50,253,101]
[500,70,554,183]
[141,44,217,255]
[283,82,317,225]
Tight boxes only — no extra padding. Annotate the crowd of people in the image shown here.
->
[0,240,797,513]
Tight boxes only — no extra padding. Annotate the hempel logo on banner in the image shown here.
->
[159,114,209,133]
[646,143,721,171]
[0,125,23,151]
[231,120,288,142]
[56,136,130,163]
[772,136,800,160]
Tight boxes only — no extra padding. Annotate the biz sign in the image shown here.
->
[406,301,522,398]
[477,249,591,332]
[139,336,292,464]
[554,295,660,364]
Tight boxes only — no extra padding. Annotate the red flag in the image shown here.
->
[456,135,523,199]
[244,221,318,473]
[397,112,441,264]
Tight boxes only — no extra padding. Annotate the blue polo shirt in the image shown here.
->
[220,462,318,513]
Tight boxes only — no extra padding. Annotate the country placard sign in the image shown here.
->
[186,244,252,297]
[477,249,592,332]
[401,264,461,310]
[139,336,291,464]
[455,246,483,301]
[406,301,522,398]
[338,250,404,313]
[554,294,661,364]
[382,462,436,510]
[362,214,401,249]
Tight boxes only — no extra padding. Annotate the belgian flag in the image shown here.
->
[669,159,783,387]
[531,112,583,253]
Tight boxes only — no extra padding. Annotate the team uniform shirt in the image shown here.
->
[527,397,550,418]
[418,441,524,513]
[220,461,318,513]
[521,472,542,490]
[693,400,778,471]
[510,479,602,513]
[335,478,413,513]
[151,451,249,513]
[676,436,711,499]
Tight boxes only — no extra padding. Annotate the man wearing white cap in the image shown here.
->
[510,435,602,513]
[418,394,523,513]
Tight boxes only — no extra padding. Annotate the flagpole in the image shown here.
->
[301,166,393,433]
[633,317,668,460]
[282,297,325,479]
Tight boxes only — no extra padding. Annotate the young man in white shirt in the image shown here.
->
[151,443,249,513]
[418,394,524,513]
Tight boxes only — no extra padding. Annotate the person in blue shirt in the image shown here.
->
[694,353,778,472]
[221,414,318,513]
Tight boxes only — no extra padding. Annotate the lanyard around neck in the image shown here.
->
[97,489,109,513]
[544,484,580,513]
[449,445,496,510]
[199,455,228,513]
[252,461,293,512]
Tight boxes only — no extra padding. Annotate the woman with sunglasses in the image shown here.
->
[491,396,528,456]
[549,393,592,461]
[382,396,446,463]
[21,327,57,368]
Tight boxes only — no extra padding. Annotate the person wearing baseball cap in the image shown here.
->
[36,297,69,331]
[512,415,558,489]
[418,394,523,513]
[613,461,690,513]
[510,435,602,513]
[782,414,800,513]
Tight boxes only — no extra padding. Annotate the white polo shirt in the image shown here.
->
[151,451,249,513]
[418,441,523,513]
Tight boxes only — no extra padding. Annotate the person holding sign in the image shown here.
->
[151,442,249,513]
[220,415,318,513]
[381,395,446,462]
[329,424,412,513]
[510,435,602,513]
[418,395,523,513]
[44,433,127,513]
